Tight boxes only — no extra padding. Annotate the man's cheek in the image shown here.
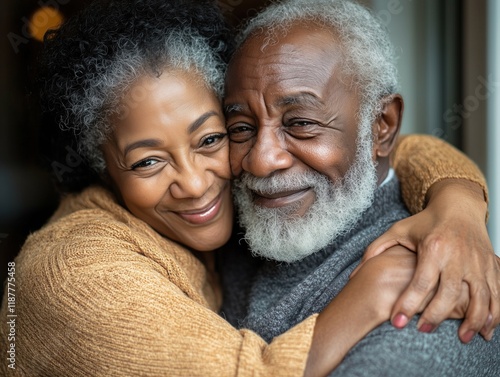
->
[229,145,246,177]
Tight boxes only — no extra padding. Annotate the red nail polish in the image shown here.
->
[418,323,435,333]
[462,330,476,344]
[392,313,409,329]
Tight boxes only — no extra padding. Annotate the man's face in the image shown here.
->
[225,24,360,205]
[224,24,378,261]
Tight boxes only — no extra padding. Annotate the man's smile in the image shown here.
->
[251,188,313,208]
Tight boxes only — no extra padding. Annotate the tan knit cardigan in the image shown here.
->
[0,135,487,376]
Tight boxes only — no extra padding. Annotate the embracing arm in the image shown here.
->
[305,245,470,377]
[393,134,488,214]
[8,243,422,377]
[7,223,434,377]
[7,247,318,376]
[361,134,499,343]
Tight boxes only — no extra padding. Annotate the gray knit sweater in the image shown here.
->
[220,176,500,376]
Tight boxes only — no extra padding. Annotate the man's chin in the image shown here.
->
[249,242,325,263]
[233,137,377,263]
[237,200,348,263]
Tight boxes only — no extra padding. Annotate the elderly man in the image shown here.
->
[220,0,500,375]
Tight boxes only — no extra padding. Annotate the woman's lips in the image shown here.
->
[252,188,312,208]
[175,195,222,225]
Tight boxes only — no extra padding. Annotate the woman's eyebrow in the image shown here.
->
[188,110,219,134]
[124,138,163,156]
[122,111,220,156]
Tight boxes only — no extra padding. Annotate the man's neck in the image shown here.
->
[380,168,395,187]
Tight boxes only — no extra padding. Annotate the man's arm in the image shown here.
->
[355,134,499,343]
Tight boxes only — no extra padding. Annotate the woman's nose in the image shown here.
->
[169,158,211,199]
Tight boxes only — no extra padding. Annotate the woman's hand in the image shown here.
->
[352,179,500,344]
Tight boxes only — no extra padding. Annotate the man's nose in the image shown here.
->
[242,127,293,177]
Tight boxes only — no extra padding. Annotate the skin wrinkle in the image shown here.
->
[227,25,383,262]
[236,2,399,123]
[102,71,233,252]
[39,1,231,182]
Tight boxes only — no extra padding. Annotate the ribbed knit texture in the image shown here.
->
[392,134,488,214]
[221,176,409,337]
[221,177,500,377]
[0,186,316,376]
[0,134,490,375]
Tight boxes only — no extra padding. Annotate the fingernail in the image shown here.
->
[485,313,493,328]
[486,329,495,342]
[481,314,493,340]
[392,313,409,329]
[418,323,436,333]
[462,330,476,344]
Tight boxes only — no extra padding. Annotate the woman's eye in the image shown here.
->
[131,158,159,170]
[200,133,227,148]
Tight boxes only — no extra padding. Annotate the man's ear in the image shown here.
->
[373,94,404,158]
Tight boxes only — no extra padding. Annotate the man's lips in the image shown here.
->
[175,195,222,224]
[252,188,312,208]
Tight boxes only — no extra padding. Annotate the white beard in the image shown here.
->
[232,117,378,263]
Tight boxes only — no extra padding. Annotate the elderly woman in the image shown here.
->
[0,0,497,376]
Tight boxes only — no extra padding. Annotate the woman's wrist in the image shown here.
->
[425,179,488,223]
[304,266,390,377]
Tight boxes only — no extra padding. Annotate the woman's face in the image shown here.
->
[102,71,233,251]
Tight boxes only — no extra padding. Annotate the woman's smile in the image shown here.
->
[173,185,227,225]
[102,71,234,251]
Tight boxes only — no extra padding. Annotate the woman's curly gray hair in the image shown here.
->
[39,0,232,192]
[235,0,399,125]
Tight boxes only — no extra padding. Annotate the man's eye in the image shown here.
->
[227,124,255,143]
[289,120,316,128]
[131,158,159,170]
[285,119,319,139]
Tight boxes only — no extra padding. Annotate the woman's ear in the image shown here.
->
[373,94,404,158]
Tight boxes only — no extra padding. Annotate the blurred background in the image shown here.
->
[1,0,499,292]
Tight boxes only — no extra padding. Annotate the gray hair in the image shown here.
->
[40,0,232,179]
[76,32,227,172]
[236,0,399,124]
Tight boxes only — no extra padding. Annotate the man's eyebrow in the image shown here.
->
[277,92,322,107]
[224,103,244,114]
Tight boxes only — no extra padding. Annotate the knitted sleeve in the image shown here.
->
[1,222,316,377]
[392,134,488,214]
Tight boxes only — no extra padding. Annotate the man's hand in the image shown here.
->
[351,179,500,343]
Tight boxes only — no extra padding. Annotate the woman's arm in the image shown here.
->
[305,246,469,377]
[357,134,499,343]
[7,242,318,376]
[393,134,488,215]
[8,223,433,377]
